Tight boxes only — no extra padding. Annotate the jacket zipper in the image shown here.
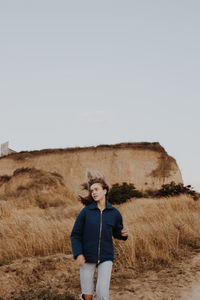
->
[97,210,103,264]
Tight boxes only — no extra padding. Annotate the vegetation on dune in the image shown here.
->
[108,181,199,203]
[150,181,198,199]
[0,168,74,209]
[108,182,143,204]
[0,168,199,272]
[1,193,200,271]
[114,195,200,271]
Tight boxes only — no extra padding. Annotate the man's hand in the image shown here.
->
[121,227,129,238]
[76,254,86,267]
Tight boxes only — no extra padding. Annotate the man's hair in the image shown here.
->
[78,172,109,206]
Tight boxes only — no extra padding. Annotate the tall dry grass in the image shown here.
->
[114,195,200,270]
[0,167,83,265]
[1,191,200,271]
[0,202,82,264]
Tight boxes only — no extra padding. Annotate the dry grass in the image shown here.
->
[114,195,200,270]
[0,208,73,263]
[1,185,200,272]
[0,201,83,264]
[0,167,83,264]
[0,167,75,210]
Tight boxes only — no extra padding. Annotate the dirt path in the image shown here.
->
[108,250,200,300]
[180,253,200,300]
[1,251,200,299]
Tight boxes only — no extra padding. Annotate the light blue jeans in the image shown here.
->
[80,261,113,300]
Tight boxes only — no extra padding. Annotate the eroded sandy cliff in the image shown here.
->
[0,142,183,197]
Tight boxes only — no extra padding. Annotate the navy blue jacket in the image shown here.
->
[70,200,127,264]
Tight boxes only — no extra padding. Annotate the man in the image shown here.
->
[71,176,128,300]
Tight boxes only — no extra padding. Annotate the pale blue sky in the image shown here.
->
[0,1,199,191]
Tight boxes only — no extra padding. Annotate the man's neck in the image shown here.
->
[97,198,106,211]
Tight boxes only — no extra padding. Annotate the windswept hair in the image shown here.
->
[78,169,109,206]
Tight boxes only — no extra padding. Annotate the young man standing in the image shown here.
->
[71,177,128,300]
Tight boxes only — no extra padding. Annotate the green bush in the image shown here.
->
[108,182,143,204]
[155,181,198,199]
[108,181,199,204]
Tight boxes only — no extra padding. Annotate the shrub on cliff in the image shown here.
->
[145,181,199,200]
[108,182,143,204]
[156,181,197,198]
[108,181,199,203]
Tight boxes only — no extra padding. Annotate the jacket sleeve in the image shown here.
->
[113,210,128,241]
[70,209,85,259]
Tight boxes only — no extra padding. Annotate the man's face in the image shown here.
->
[90,183,107,202]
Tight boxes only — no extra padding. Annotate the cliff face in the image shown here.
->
[0,142,183,196]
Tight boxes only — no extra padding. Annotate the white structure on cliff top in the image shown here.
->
[0,141,16,157]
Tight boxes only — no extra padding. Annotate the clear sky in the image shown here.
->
[0,1,199,191]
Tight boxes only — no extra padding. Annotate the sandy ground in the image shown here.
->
[103,250,200,300]
[1,250,200,300]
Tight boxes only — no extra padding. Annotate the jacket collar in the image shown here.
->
[88,200,114,210]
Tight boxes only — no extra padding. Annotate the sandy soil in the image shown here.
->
[109,250,200,300]
[1,250,200,300]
